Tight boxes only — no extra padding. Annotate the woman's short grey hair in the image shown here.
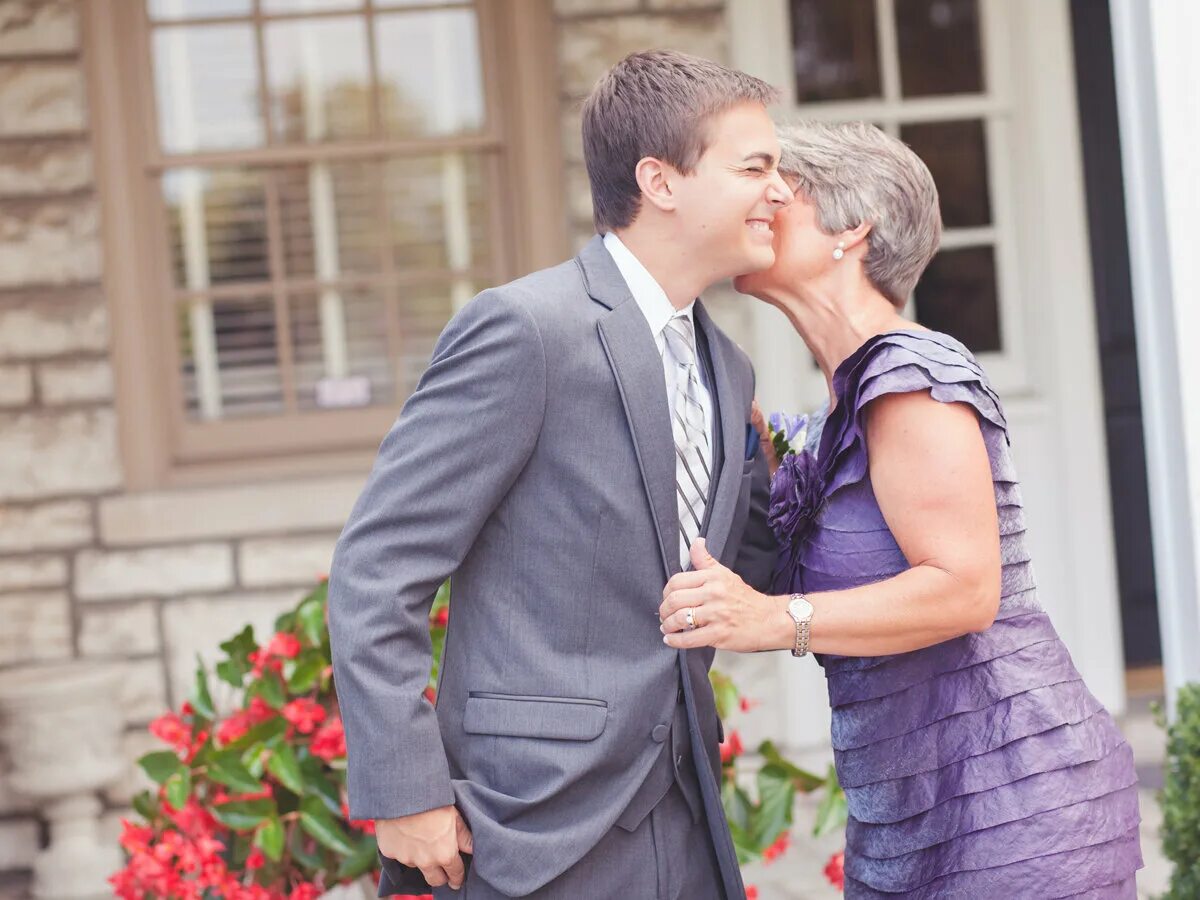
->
[777,120,942,307]
[582,50,779,233]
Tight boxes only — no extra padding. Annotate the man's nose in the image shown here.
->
[766,170,794,205]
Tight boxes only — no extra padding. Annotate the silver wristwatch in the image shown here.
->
[786,593,814,658]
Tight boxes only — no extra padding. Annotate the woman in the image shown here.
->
[660,121,1143,897]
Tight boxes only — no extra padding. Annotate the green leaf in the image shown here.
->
[191,656,216,721]
[300,759,344,816]
[287,650,325,693]
[751,764,795,849]
[297,591,327,648]
[335,834,379,880]
[249,673,286,710]
[216,658,247,689]
[708,670,739,721]
[812,764,848,837]
[139,750,185,785]
[165,768,192,809]
[131,789,160,822]
[299,796,356,856]
[207,749,265,794]
[225,715,288,753]
[220,625,257,666]
[757,740,825,793]
[720,776,753,833]
[289,822,325,870]
[273,611,297,634]
[266,742,305,796]
[212,797,276,831]
[254,815,285,862]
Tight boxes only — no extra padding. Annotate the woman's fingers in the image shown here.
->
[663,569,708,598]
[663,624,719,649]
[659,585,708,622]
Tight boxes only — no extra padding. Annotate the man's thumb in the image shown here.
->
[456,811,473,854]
[690,537,717,569]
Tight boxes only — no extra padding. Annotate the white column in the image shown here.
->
[1110,0,1200,716]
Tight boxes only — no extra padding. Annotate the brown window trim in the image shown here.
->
[83,0,565,490]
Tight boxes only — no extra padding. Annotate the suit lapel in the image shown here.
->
[693,300,743,564]
[579,237,680,579]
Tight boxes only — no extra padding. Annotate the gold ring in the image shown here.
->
[685,607,697,630]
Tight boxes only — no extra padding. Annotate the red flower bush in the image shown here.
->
[115,580,845,898]
[824,850,845,891]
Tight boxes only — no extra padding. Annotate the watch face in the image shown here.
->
[789,596,814,621]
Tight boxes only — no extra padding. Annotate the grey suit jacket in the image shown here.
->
[328,236,777,897]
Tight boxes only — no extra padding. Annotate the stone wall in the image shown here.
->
[0,0,761,884]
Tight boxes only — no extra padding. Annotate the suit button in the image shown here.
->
[651,724,670,743]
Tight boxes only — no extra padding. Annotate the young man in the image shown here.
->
[328,50,792,899]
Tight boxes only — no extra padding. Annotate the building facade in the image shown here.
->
[0,0,1195,891]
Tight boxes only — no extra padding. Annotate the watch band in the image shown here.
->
[789,593,812,658]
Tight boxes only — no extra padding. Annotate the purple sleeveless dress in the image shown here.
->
[773,331,1143,898]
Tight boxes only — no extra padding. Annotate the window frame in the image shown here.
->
[84,0,565,489]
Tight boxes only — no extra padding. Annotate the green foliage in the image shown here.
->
[1159,683,1200,899]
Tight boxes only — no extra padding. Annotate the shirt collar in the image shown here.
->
[602,232,696,338]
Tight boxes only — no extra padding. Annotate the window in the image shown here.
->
[731,0,1028,395]
[86,0,562,486]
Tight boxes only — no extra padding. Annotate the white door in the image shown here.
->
[719,0,1127,753]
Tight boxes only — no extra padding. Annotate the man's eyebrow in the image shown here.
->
[742,151,778,167]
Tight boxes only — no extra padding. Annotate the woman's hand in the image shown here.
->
[659,539,789,652]
[750,399,780,478]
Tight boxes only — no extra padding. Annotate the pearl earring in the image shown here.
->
[833,242,845,261]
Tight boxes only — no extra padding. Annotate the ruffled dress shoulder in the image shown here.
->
[779,330,1143,898]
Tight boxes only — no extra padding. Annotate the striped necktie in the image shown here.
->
[662,315,710,569]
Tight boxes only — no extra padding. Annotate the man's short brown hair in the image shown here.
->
[581,50,779,233]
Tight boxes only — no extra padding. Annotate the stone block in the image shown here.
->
[558,12,728,97]
[118,657,168,723]
[102,727,160,806]
[0,818,37,870]
[0,194,99,287]
[75,543,233,601]
[0,553,65,591]
[0,589,70,665]
[564,161,594,229]
[37,357,112,404]
[0,138,91,195]
[239,535,336,588]
[99,474,366,546]
[0,362,30,405]
[645,0,724,9]
[0,499,91,551]
[0,61,85,137]
[0,408,121,501]
[0,286,107,359]
[161,590,308,707]
[0,0,79,57]
[0,745,34,815]
[554,0,640,15]
[78,599,159,657]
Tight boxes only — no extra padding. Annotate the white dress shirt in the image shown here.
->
[602,231,716,478]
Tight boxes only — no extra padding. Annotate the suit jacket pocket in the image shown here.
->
[464,692,608,741]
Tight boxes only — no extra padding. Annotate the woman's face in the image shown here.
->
[733,187,841,299]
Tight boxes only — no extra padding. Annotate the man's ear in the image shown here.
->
[634,156,678,214]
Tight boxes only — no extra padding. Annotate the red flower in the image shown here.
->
[245,847,265,870]
[247,696,276,723]
[342,800,377,835]
[150,712,192,755]
[282,698,326,734]
[746,887,759,900]
[423,686,436,705]
[763,830,791,863]
[288,884,323,900]
[432,607,449,628]
[263,631,301,660]
[719,729,744,764]
[739,696,759,713]
[217,712,252,746]
[824,850,845,890]
[310,717,347,762]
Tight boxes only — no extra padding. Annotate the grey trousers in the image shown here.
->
[433,780,725,900]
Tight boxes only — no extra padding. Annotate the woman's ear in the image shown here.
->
[842,220,872,253]
[634,156,677,213]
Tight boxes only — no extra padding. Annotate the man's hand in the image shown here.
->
[375,805,473,891]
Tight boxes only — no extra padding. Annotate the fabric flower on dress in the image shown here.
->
[768,448,825,546]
